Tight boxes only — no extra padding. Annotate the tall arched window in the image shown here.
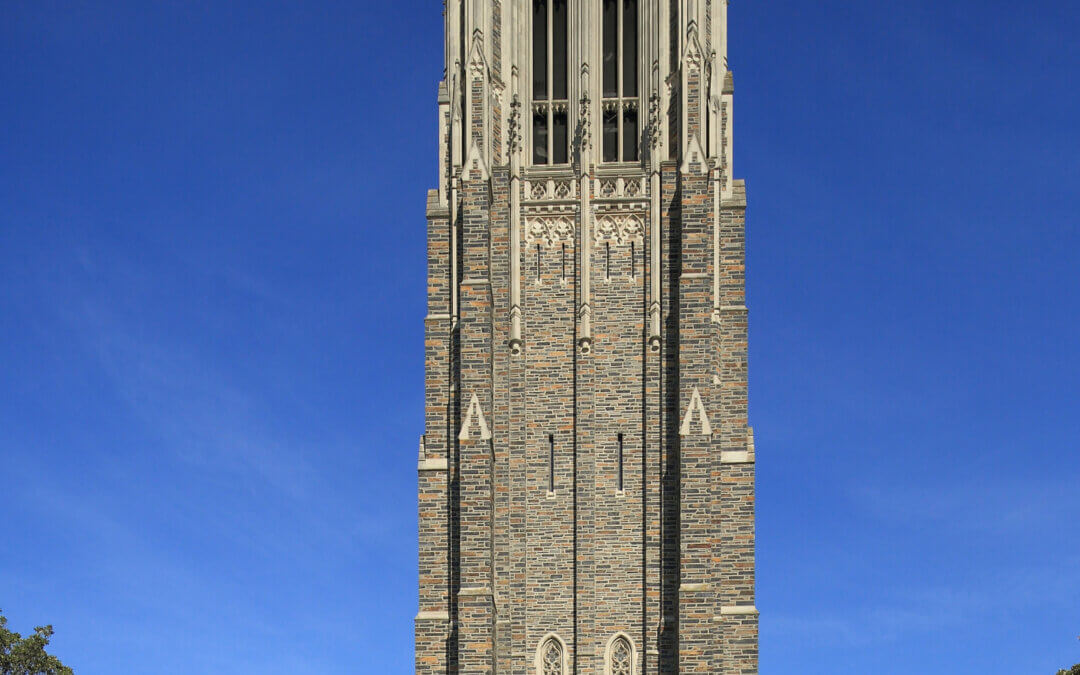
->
[532,0,570,165]
[605,634,636,675]
[602,0,639,162]
[537,635,565,675]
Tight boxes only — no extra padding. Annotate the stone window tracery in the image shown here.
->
[532,0,570,165]
[604,634,636,675]
[540,637,564,675]
[602,0,640,162]
[608,637,632,675]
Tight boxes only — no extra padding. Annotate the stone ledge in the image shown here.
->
[418,458,449,472]
[719,605,759,616]
[720,451,754,465]
[415,610,450,621]
[426,189,449,218]
[679,583,712,593]
[457,586,493,598]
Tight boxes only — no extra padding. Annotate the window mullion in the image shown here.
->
[547,0,554,163]
[616,0,624,160]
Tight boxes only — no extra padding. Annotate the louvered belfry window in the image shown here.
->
[532,0,570,165]
[602,0,639,162]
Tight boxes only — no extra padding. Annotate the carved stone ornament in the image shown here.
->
[468,30,486,80]
[525,216,575,247]
[508,95,522,153]
[594,214,645,246]
[647,92,662,149]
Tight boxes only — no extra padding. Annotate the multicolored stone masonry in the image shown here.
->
[418,2,756,673]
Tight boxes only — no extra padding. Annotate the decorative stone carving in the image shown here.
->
[468,30,487,80]
[525,216,575,247]
[508,94,522,154]
[609,638,632,675]
[576,64,592,154]
[647,92,662,150]
[594,214,644,246]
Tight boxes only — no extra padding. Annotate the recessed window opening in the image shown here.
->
[532,0,569,165]
[536,243,542,282]
[602,0,640,162]
[629,241,636,279]
[605,242,611,280]
[607,635,633,675]
[539,636,565,674]
[548,434,555,493]
[617,433,625,492]
[561,243,567,281]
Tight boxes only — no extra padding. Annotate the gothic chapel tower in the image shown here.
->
[416,1,757,672]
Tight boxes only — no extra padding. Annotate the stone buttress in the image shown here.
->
[416,2,757,673]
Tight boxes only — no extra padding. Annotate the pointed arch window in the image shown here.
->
[602,0,639,162]
[532,0,570,165]
[605,634,635,675]
[537,635,566,675]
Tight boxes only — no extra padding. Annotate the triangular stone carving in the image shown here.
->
[468,30,487,81]
[679,386,713,436]
[459,393,492,441]
[683,24,704,71]
[680,133,707,175]
[464,138,490,181]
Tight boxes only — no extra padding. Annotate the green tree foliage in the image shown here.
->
[1057,665,1080,675]
[0,611,72,675]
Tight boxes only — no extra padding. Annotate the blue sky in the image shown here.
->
[1,1,1077,673]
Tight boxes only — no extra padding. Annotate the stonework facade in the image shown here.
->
[417,1,756,672]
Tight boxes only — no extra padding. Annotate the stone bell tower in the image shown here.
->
[416,1,757,673]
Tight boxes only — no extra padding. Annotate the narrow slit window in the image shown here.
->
[532,0,569,165]
[630,241,636,279]
[560,243,566,281]
[601,0,640,162]
[605,242,612,280]
[536,244,542,281]
[617,433,625,492]
[548,434,555,493]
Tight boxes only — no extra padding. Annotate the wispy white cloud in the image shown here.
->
[39,241,317,501]
[768,557,1080,648]
[853,472,1080,536]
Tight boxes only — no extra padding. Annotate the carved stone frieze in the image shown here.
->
[524,178,577,202]
[593,214,644,246]
[524,216,575,247]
